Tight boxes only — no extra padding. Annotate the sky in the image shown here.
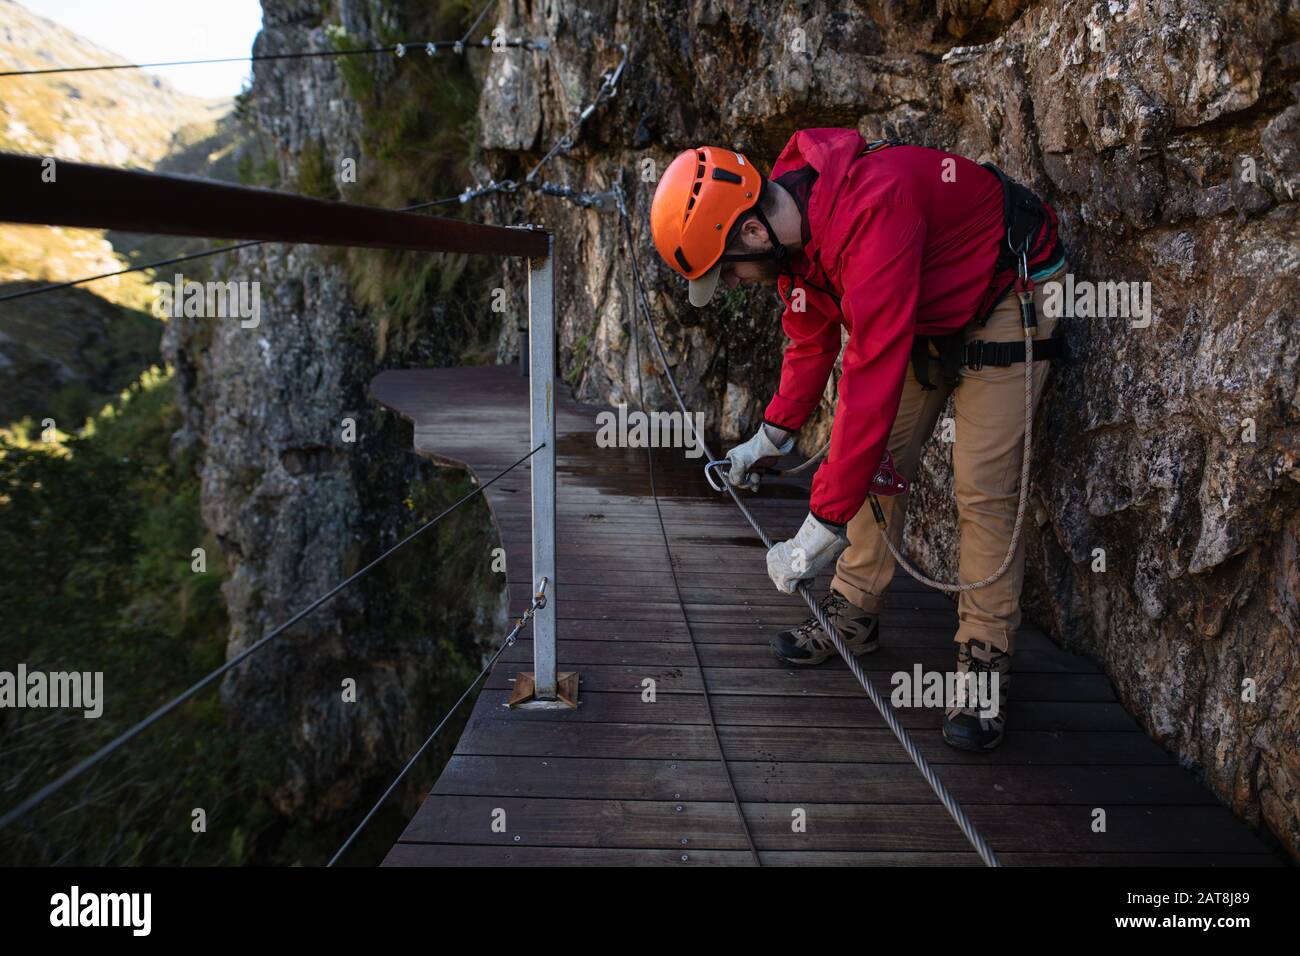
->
[21,0,264,99]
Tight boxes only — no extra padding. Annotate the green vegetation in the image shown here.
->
[567,332,592,387]
[0,367,504,865]
[0,368,242,864]
[714,285,753,325]
[232,88,281,189]
[236,149,280,188]
[0,284,161,429]
[296,138,341,200]
[327,23,377,104]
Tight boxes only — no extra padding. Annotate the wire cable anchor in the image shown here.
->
[506,574,577,710]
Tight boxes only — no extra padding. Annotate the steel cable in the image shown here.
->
[0,38,542,79]
[2,44,624,304]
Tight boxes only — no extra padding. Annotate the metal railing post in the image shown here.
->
[527,237,557,699]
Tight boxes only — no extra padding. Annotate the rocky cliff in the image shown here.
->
[467,0,1299,857]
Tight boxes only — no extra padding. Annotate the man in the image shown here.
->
[648,128,1066,751]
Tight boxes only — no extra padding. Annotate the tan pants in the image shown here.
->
[830,266,1064,656]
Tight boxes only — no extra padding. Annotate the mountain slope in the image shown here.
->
[0,0,227,167]
[0,0,235,431]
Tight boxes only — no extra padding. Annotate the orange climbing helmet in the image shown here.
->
[650,146,764,307]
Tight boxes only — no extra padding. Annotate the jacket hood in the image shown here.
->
[770,127,868,270]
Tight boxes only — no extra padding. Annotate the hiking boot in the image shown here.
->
[770,589,879,666]
[942,639,1012,752]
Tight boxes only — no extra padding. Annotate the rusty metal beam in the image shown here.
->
[0,152,549,258]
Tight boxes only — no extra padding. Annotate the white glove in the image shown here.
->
[766,513,849,594]
[723,424,794,492]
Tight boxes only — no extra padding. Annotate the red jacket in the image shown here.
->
[761,128,1059,526]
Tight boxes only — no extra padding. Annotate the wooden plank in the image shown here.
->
[432,754,1216,805]
[456,715,1178,766]
[396,795,1271,854]
[476,689,1141,731]
[499,636,1100,674]
[382,843,1279,867]
[484,665,1117,701]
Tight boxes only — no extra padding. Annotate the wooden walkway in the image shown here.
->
[370,366,1281,866]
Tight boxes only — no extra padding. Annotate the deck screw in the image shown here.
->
[680,838,688,845]
[513,835,521,842]
[675,805,684,811]
[681,853,689,861]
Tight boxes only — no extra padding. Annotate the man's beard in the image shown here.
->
[752,256,782,285]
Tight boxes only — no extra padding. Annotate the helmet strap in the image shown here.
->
[718,180,795,280]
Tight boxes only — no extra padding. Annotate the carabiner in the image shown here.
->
[704,459,732,493]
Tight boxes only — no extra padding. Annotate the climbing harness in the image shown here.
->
[616,185,1001,867]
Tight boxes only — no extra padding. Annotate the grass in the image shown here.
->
[0,367,239,864]
[296,138,341,200]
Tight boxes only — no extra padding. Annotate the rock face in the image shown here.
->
[469,0,1299,856]
[164,0,506,829]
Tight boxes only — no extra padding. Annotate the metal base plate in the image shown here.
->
[507,671,579,709]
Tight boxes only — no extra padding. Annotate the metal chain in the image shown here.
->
[525,44,628,183]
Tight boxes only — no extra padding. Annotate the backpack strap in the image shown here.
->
[981,162,1054,272]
